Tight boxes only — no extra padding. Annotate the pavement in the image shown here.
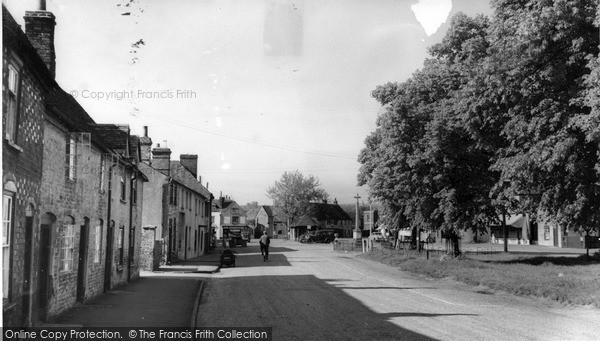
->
[47,276,202,327]
[45,248,229,327]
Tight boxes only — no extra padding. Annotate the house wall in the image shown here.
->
[39,120,108,319]
[2,45,45,327]
[256,208,273,236]
[104,163,143,288]
[537,219,558,247]
[139,163,168,270]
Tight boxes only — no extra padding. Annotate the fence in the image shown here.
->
[333,238,506,259]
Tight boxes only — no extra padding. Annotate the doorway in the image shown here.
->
[37,213,55,322]
[104,220,114,292]
[77,218,89,302]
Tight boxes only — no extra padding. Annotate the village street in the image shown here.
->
[194,240,600,341]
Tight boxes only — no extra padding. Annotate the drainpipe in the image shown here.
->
[128,171,136,282]
[104,164,115,292]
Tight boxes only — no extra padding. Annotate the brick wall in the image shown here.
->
[2,46,45,327]
[39,121,110,319]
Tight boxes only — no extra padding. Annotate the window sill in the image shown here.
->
[4,138,23,153]
[120,199,127,204]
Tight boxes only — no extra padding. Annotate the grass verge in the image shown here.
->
[357,249,600,307]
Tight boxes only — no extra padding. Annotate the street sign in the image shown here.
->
[584,235,600,249]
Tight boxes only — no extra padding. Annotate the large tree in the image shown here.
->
[482,0,600,232]
[266,170,329,228]
[359,13,497,255]
[359,1,600,256]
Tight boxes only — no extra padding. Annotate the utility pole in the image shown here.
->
[353,194,361,240]
[502,207,508,253]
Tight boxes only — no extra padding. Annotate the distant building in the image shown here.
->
[363,209,378,234]
[212,196,246,240]
[139,129,212,268]
[255,205,286,238]
[290,200,353,240]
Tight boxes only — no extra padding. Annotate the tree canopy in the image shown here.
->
[266,170,329,226]
[359,0,600,248]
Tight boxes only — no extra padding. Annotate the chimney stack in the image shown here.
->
[180,154,198,179]
[139,126,152,163]
[152,145,171,176]
[24,8,56,78]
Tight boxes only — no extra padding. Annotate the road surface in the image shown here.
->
[195,239,600,341]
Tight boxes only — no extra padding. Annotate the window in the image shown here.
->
[131,177,137,204]
[6,64,20,142]
[3,193,14,299]
[60,223,75,272]
[99,157,106,192]
[174,185,178,206]
[66,137,77,180]
[94,221,103,263]
[544,225,550,240]
[120,174,126,202]
[232,216,239,225]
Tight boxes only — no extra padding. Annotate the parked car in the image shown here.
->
[370,231,385,242]
[299,232,312,243]
[306,229,341,243]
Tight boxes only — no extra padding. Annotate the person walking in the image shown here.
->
[259,230,271,261]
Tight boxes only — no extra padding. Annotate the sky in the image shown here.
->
[5,0,492,206]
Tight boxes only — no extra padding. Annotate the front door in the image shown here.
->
[104,223,114,292]
[77,221,89,301]
[38,225,51,322]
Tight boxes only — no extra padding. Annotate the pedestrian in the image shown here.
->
[259,230,270,261]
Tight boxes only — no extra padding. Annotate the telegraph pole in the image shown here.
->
[353,194,361,240]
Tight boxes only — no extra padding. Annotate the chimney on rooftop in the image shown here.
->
[24,2,56,78]
[152,145,171,176]
[140,126,152,163]
[180,154,198,179]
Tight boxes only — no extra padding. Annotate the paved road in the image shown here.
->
[195,239,600,341]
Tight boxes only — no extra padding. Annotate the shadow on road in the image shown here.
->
[221,253,292,267]
[340,286,437,290]
[198,275,440,340]
[229,243,299,254]
[381,312,477,318]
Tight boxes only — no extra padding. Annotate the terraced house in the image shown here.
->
[2,4,147,326]
[139,132,213,268]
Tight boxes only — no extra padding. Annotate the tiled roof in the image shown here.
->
[261,205,274,216]
[93,124,130,151]
[306,202,353,222]
[292,214,318,227]
[170,161,212,199]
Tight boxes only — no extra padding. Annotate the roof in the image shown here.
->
[292,214,319,227]
[261,205,274,216]
[93,124,130,151]
[170,161,212,199]
[491,214,529,229]
[306,202,353,222]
